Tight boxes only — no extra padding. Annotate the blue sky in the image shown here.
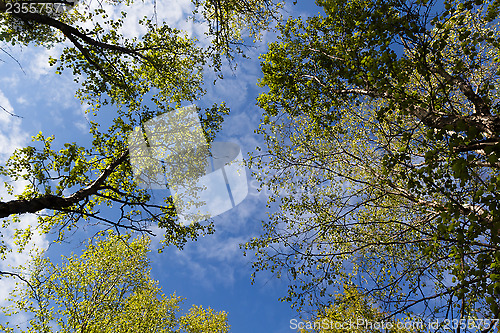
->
[0,1,324,331]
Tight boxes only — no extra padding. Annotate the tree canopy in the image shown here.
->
[247,0,500,325]
[5,0,500,329]
[0,0,282,259]
[0,0,280,330]
[0,231,230,332]
[295,287,414,333]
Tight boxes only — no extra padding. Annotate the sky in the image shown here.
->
[0,1,324,332]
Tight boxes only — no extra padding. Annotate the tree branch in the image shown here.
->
[0,151,129,218]
[430,66,491,116]
[10,12,146,60]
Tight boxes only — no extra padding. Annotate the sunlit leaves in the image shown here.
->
[248,0,500,324]
[0,231,230,332]
[297,287,415,333]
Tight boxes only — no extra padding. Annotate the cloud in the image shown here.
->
[166,236,246,288]
[28,46,60,80]
[0,212,50,327]
[140,24,279,289]
[0,90,29,157]
[72,102,91,134]
[0,92,49,320]
[150,222,252,288]
[78,0,198,40]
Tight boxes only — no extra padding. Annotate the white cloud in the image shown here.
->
[0,72,20,90]
[167,238,242,289]
[0,212,50,327]
[150,215,256,288]
[16,96,28,106]
[77,0,198,40]
[29,48,54,79]
[0,90,29,157]
[0,92,49,318]
[75,120,89,133]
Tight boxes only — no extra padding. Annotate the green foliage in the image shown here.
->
[0,0,275,258]
[0,0,208,255]
[0,1,276,331]
[297,287,416,333]
[247,0,500,325]
[190,0,283,58]
[0,231,230,332]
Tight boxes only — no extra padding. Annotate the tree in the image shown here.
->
[246,0,500,326]
[0,0,282,262]
[0,231,230,332]
[295,287,415,333]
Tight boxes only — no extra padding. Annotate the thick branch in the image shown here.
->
[0,151,129,218]
[454,138,500,155]
[10,12,146,59]
[431,67,491,116]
